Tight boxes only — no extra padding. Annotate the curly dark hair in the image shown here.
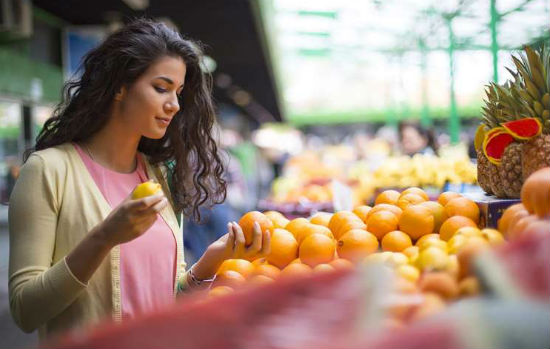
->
[26,18,226,221]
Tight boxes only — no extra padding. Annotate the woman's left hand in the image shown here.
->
[190,221,271,281]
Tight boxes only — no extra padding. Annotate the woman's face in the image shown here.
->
[401,125,427,155]
[117,55,186,139]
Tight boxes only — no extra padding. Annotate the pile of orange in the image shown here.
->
[209,187,513,303]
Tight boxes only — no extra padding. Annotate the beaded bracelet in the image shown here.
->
[188,266,216,289]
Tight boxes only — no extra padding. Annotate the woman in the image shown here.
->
[8,19,269,339]
[398,121,437,156]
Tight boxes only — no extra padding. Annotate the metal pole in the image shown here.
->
[490,0,499,82]
[419,39,431,126]
[447,18,460,144]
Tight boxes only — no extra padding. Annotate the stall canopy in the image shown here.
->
[259,0,549,129]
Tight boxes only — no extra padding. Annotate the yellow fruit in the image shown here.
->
[387,252,409,267]
[132,181,162,199]
[481,228,505,246]
[402,246,419,261]
[446,254,459,279]
[447,234,468,254]
[415,234,441,249]
[310,212,333,227]
[417,246,449,271]
[396,264,420,283]
[454,226,482,239]
[418,239,448,252]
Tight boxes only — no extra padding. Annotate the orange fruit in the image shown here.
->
[249,275,275,286]
[439,216,477,241]
[295,223,334,244]
[289,258,302,264]
[337,229,379,262]
[437,192,462,206]
[498,203,527,236]
[280,263,312,278]
[419,201,448,233]
[299,233,336,267]
[397,193,426,211]
[251,257,268,267]
[264,210,290,229]
[285,217,310,239]
[208,285,234,297]
[457,239,488,279]
[252,263,280,279]
[381,230,412,252]
[401,187,429,201]
[444,197,480,224]
[418,272,458,300]
[213,270,246,288]
[328,211,366,239]
[367,204,403,220]
[352,205,372,222]
[375,190,401,206]
[310,212,332,227]
[217,259,254,278]
[398,205,434,241]
[266,228,298,269]
[312,263,335,274]
[238,211,274,245]
[521,167,550,218]
[508,214,539,240]
[329,258,355,270]
[366,210,399,240]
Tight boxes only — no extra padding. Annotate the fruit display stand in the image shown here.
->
[52,171,550,348]
[52,231,550,349]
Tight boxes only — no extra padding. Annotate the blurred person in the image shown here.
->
[8,19,270,340]
[398,121,437,156]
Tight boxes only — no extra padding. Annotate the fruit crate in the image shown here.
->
[462,192,521,229]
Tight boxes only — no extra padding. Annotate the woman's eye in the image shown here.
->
[154,86,167,93]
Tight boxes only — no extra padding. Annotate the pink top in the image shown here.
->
[74,144,177,320]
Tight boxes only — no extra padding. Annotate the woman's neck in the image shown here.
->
[83,118,141,173]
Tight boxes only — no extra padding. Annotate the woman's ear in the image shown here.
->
[114,86,127,102]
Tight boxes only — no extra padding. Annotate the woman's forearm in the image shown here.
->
[65,226,114,284]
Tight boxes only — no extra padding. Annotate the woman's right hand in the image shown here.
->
[96,193,168,247]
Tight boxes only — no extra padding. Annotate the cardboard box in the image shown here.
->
[463,192,521,228]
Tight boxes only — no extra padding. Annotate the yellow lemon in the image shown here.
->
[132,181,162,199]
[396,264,420,283]
[418,246,449,271]
[481,229,505,246]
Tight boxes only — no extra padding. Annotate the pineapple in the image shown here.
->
[477,45,549,198]
[510,46,550,180]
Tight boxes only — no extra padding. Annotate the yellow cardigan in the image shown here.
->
[8,143,189,339]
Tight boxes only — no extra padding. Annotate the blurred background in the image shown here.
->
[0,0,548,347]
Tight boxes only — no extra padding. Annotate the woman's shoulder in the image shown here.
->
[25,143,77,172]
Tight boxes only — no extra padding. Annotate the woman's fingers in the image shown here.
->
[259,229,271,256]
[128,194,165,211]
[232,222,246,256]
[246,222,263,255]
